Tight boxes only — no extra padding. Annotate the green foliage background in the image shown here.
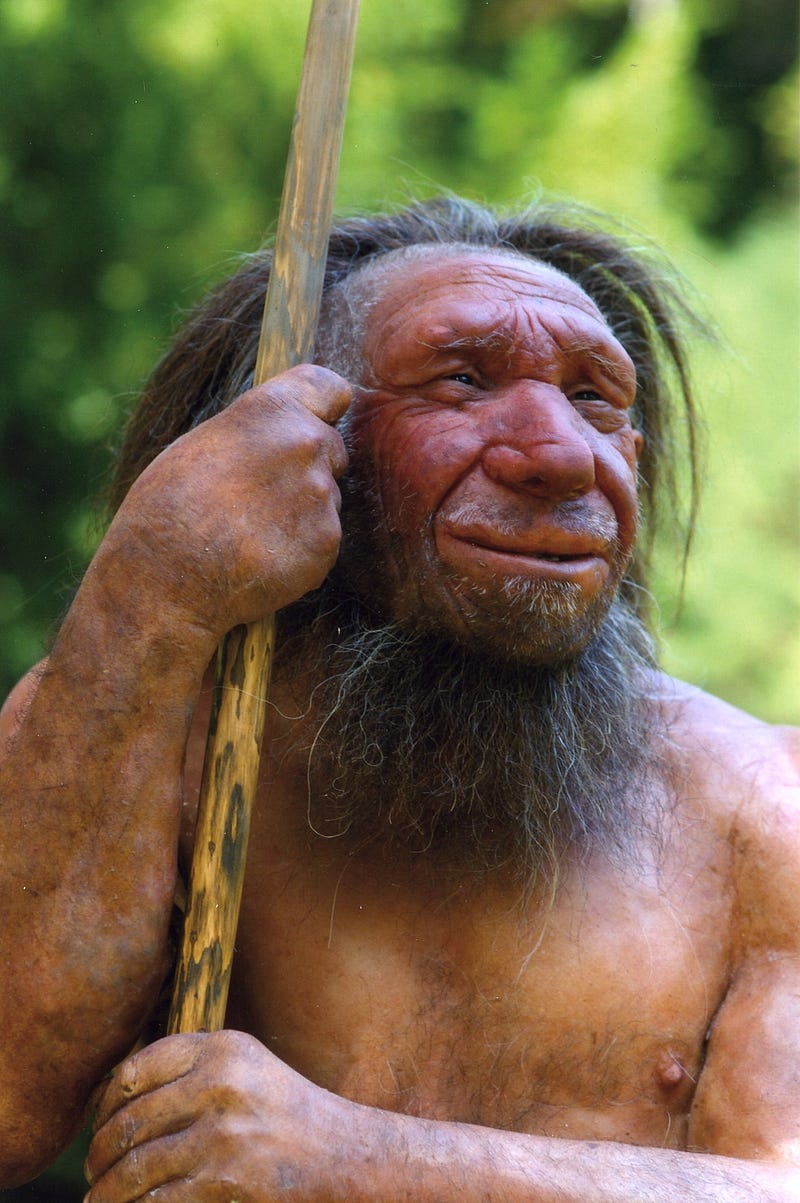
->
[0,0,797,1195]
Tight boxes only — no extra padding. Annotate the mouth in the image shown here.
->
[436,530,612,590]
[452,532,604,562]
[516,551,581,563]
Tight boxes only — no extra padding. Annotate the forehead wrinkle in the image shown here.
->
[416,327,519,357]
[371,249,603,323]
[427,314,626,364]
[413,321,635,389]
[364,255,633,384]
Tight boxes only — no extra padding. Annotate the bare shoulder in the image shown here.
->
[0,659,49,751]
[655,673,800,951]
[654,672,799,789]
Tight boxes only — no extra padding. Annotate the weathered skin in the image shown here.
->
[2,253,799,1201]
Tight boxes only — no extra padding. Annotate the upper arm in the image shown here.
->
[689,952,800,1161]
[689,725,800,1163]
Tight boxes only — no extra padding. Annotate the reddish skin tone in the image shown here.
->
[344,254,641,650]
[1,251,799,1201]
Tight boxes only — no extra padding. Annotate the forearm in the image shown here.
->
[331,1103,798,1203]
[0,533,216,1181]
[0,369,351,1185]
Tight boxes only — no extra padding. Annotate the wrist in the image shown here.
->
[77,520,223,676]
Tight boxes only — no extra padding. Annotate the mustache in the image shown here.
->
[440,498,620,543]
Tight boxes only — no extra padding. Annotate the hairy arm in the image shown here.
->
[0,366,350,1186]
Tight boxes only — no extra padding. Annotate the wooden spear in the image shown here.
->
[168,0,361,1036]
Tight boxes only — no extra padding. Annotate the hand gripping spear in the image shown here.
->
[168,0,361,1036]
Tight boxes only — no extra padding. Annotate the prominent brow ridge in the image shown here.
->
[417,329,633,386]
[561,338,634,386]
[416,330,514,356]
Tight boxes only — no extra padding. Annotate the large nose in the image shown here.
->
[480,384,596,501]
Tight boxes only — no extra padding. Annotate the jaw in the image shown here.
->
[335,471,630,668]
[375,546,625,668]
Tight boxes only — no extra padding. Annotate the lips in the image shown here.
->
[435,522,613,591]
[441,527,608,562]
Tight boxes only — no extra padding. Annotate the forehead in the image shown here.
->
[359,248,624,369]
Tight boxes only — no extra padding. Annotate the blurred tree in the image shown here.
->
[685,0,799,236]
[1,0,796,704]
[0,0,304,691]
[1,0,797,1195]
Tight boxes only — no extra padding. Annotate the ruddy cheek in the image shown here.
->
[617,479,640,553]
[594,445,639,555]
[383,426,481,532]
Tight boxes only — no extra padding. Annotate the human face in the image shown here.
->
[340,249,642,662]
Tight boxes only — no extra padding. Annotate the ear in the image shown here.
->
[632,429,644,461]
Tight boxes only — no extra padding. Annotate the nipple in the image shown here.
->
[654,1049,689,1091]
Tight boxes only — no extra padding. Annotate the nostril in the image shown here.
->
[563,484,591,501]
[482,441,595,499]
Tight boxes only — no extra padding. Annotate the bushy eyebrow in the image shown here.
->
[563,339,635,386]
[416,327,634,385]
[416,329,515,357]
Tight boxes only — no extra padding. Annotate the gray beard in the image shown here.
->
[276,586,667,890]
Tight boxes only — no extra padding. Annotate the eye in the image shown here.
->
[570,387,629,433]
[447,372,478,386]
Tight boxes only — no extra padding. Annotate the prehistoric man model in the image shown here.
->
[0,198,799,1201]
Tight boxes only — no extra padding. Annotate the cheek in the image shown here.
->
[352,405,481,538]
[595,433,641,554]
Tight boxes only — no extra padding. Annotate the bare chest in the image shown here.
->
[229,847,732,1149]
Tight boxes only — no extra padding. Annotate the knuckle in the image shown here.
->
[118,1058,139,1099]
[266,362,352,415]
[218,1028,259,1057]
[304,469,337,506]
[288,362,339,389]
[198,1069,249,1119]
[196,1032,252,1105]
[293,424,329,462]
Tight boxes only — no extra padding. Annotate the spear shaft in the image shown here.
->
[168,0,360,1036]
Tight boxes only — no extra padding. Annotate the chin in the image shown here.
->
[400,573,620,669]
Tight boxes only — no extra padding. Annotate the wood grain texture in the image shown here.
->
[168,0,360,1036]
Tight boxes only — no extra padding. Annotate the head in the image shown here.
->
[109,196,700,883]
[109,194,701,620]
[319,243,642,665]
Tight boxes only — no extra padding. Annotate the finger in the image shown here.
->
[303,421,348,481]
[94,1035,202,1129]
[326,430,348,480]
[98,1182,194,1203]
[84,1131,189,1203]
[257,363,353,424]
[87,1079,194,1185]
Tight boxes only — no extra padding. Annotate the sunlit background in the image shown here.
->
[1,0,797,1194]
